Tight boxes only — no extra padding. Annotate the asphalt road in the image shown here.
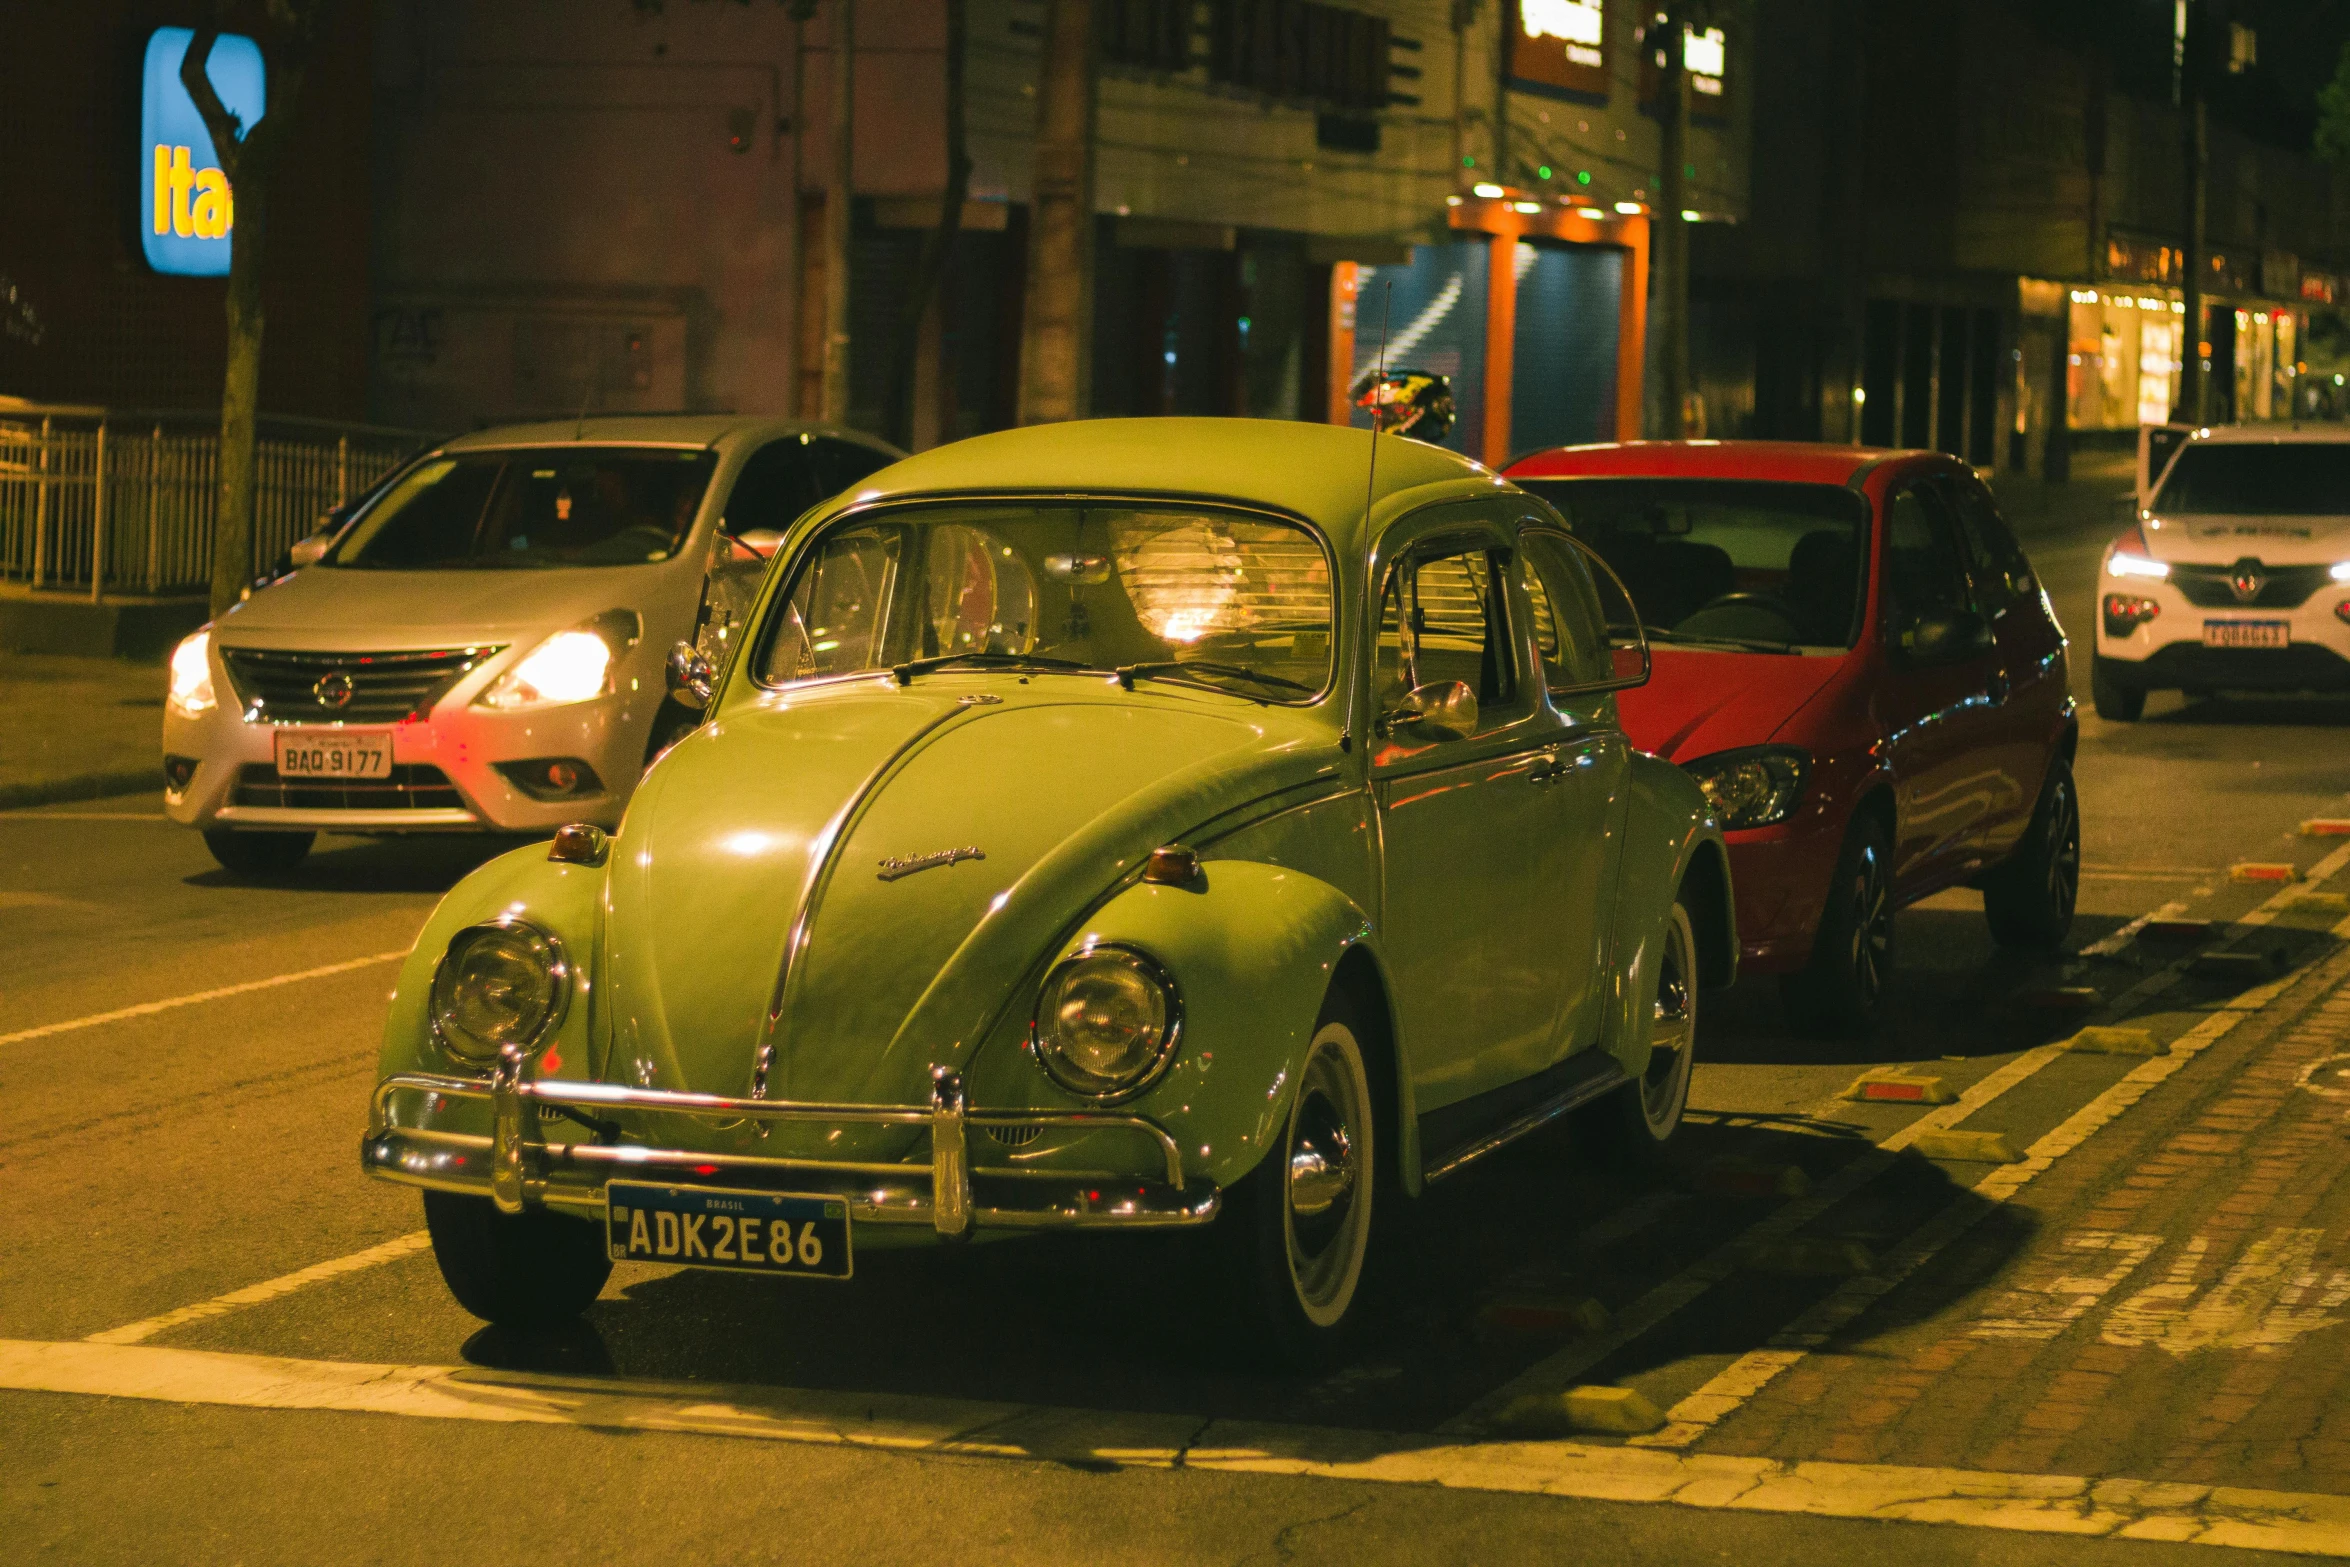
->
[8,454,2350,1564]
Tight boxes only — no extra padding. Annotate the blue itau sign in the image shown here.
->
[139,28,266,278]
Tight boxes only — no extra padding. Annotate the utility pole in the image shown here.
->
[1654,6,1691,438]
[2174,0,2206,424]
[821,0,854,424]
[1017,0,1095,424]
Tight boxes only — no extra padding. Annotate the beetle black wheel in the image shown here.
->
[1582,898,1698,1154]
[1220,992,1380,1365]
[202,828,314,878]
[423,1191,612,1329]
[1984,759,2080,953]
[1781,817,1893,1038]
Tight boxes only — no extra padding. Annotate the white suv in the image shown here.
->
[2093,426,2350,721]
[163,415,900,875]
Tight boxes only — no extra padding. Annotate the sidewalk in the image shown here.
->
[0,652,167,810]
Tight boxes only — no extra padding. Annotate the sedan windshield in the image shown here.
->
[1515,478,1870,650]
[328,447,717,569]
[2154,443,2350,516]
[753,503,1334,699]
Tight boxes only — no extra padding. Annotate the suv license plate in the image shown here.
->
[2201,620,2289,649]
[272,729,392,778]
[606,1182,852,1279]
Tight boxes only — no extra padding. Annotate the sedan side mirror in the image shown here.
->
[667,640,716,710]
[1904,610,1994,665]
[288,532,334,568]
[731,527,786,559]
[1382,680,1478,742]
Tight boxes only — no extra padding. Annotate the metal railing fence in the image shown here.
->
[0,402,437,599]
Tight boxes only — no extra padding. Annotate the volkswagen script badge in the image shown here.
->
[876,846,985,882]
[312,670,355,709]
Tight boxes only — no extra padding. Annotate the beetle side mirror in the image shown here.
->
[731,527,786,559]
[1904,610,1994,665]
[1381,680,1478,742]
[667,640,716,709]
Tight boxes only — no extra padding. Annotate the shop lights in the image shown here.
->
[1614,200,1644,215]
[1472,182,1506,199]
[1512,200,1542,213]
[1576,207,1607,220]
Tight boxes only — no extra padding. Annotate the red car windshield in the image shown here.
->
[1515,478,1870,651]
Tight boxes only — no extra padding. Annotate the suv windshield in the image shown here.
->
[2154,443,2350,516]
[328,447,717,569]
[1515,478,1870,650]
[753,503,1334,699]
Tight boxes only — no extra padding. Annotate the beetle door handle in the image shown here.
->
[1527,753,1565,786]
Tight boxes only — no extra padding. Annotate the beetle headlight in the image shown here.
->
[429,919,570,1065]
[1682,746,1809,830]
[1030,943,1181,1101]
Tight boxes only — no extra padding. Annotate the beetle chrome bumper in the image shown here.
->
[361,1054,1219,1237]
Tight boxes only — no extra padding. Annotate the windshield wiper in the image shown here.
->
[1623,624,1798,655]
[1115,660,1315,697]
[890,651,1104,685]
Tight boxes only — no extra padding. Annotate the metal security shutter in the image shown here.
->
[1509,239,1621,454]
[1351,240,1488,457]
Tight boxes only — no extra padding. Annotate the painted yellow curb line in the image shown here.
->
[2,1338,2345,1555]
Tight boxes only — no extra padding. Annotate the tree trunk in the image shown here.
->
[883,0,970,449]
[1018,0,1095,425]
[821,0,856,424]
[212,180,268,615]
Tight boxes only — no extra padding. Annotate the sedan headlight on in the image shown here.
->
[1682,746,1809,830]
[1030,943,1181,1101]
[168,629,216,716]
[476,629,614,710]
[429,919,570,1064]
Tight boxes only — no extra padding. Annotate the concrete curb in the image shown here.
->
[0,767,161,813]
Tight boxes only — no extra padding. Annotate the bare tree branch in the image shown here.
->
[177,27,247,184]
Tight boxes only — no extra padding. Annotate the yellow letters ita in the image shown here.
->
[152,145,233,240]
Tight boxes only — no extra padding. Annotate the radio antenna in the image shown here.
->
[1363,279,1393,529]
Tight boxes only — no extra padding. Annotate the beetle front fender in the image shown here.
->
[968,859,1377,1194]
[1603,755,1735,1080]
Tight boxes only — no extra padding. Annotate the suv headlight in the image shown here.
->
[1030,943,1181,1101]
[168,629,216,716]
[1682,746,1809,830]
[429,919,570,1065]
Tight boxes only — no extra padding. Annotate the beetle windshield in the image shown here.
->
[2153,443,2350,516]
[752,503,1334,699]
[1515,478,1870,651]
[328,447,716,569]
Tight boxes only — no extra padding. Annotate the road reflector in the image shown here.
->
[2018,985,2101,1013]
[2300,819,2350,837]
[1842,1070,1955,1104]
[2231,862,2298,883]
[2192,948,2281,981]
[1908,1128,2025,1163]
[1744,1236,1876,1276]
[2137,919,2212,943]
[1496,1386,1666,1436]
[2064,1026,2165,1056]
[1694,1159,1811,1199]
[1476,1295,1611,1337]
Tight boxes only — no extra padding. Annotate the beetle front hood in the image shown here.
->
[598,681,1331,1118]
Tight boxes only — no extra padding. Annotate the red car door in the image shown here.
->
[1873,474,2013,889]
[1942,471,2066,862]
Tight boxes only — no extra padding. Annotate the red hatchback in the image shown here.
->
[1505,442,2079,1034]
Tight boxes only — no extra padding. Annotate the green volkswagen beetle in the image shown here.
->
[363,417,1733,1357]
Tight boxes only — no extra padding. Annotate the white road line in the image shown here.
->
[1,1338,2343,1555]
[1452,840,2350,1437]
[1634,906,2350,1451]
[0,950,406,1048]
[86,1232,432,1346]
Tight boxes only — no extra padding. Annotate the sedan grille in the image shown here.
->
[232,763,468,812]
[218,646,504,724]
[2168,562,2332,611]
